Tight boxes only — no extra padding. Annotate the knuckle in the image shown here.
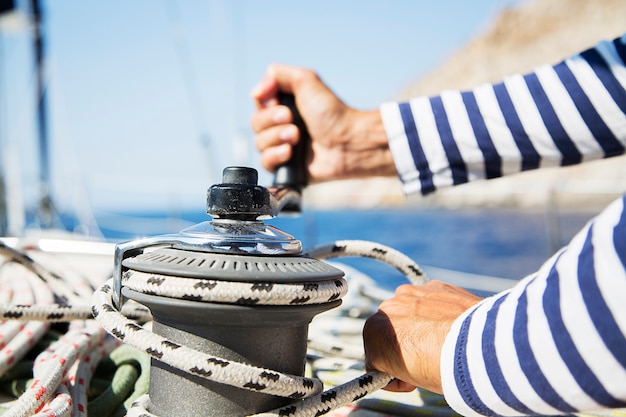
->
[292,67,319,87]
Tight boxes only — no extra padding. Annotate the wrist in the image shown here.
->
[344,110,397,178]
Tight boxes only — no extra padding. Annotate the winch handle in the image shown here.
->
[272,93,310,191]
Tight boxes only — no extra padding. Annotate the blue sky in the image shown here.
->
[0,0,518,218]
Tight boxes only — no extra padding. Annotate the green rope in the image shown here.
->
[88,344,150,417]
[0,331,149,417]
[88,363,138,417]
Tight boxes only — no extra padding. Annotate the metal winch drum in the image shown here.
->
[112,166,345,416]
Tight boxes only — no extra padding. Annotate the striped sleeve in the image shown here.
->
[381,34,626,196]
[440,194,626,416]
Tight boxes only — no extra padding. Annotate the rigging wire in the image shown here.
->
[161,0,219,183]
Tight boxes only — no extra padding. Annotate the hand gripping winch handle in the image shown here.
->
[272,93,310,192]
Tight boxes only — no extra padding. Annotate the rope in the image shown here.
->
[68,335,120,417]
[4,321,107,417]
[93,239,429,416]
[0,302,151,323]
[0,244,126,417]
[306,240,428,286]
[0,263,52,380]
[0,242,86,304]
[87,344,151,417]
[92,279,324,399]
[1,239,429,416]
[122,270,348,305]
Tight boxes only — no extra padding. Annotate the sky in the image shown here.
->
[0,0,519,225]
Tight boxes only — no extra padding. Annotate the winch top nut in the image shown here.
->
[206,167,272,220]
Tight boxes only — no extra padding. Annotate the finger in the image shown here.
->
[251,63,308,108]
[265,63,313,95]
[382,379,417,393]
[394,283,423,297]
[395,280,478,299]
[425,280,483,300]
[250,105,293,134]
[259,143,293,173]
[255,125,299,153]
[363,312,400,372]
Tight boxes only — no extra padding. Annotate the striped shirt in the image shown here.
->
[380,34,626,416]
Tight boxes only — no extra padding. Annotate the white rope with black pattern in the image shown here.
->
[0,241,115,417]
[92,239,429,417]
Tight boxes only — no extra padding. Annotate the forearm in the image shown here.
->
[382,34,626,196]
[342,109,397,178]
[441,194,626,416]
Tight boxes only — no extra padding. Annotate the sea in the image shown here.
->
[86,206,598,297]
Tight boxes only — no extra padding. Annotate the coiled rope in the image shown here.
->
[0,241,101,417]
[0,239,428,417]
[0,241,144,417]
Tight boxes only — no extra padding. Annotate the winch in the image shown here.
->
[110,166,345,416]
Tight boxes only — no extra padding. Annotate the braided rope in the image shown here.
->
[0,303,151,323]
[0,264,52,377]
[31,384,72,417]
[126,394,153,417]
[95,239,429,417]
[306,240,428,286]
[4,322,107,417]
[68,335,120,417]
[0,242,85,305]
[0,304,93,322]
[254,372,393,417]
[0,245,117,417]
[122,270,348,305]
[92,280,324,399]
[306,336,364,361]
[0,238,428,416]
[126,372,392,417]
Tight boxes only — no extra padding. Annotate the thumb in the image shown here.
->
[383,378,418,393]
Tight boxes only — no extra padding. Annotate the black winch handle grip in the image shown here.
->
[272,93,310,191]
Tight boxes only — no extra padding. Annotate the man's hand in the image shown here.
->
[250,64,395,182]
[363,281,482,394]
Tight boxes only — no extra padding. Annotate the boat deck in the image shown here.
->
[0,236,621,417]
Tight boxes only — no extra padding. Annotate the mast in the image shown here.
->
[0,0,31,236]
[0,40,5,236]
[0,1,14,235]
[30,0,54,228]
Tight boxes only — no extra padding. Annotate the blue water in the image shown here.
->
[90,207,596,294]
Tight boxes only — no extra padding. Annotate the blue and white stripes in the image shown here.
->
[440,195,626,416]
[380,33,626,416]
[381,34,626,196]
